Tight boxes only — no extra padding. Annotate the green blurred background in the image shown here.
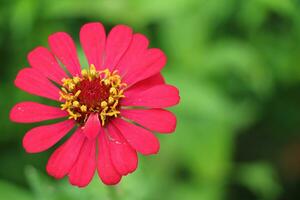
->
[1,0,300,199]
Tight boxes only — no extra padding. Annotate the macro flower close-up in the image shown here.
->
[3,0,300,199]
[9,22,180,187]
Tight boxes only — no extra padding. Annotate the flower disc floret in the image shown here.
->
[59,64,126,126]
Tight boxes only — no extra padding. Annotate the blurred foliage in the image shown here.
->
[1,0,300,199]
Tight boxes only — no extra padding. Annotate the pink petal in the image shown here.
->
[82,113,101,140]
[104,25,133,71]
[69,138,96,187]
[23,120,75,153]
[124,73,164,96]
[48,32,81,76]
[122,48,166,87]
[112,118,160,155]
[47,129,85,179]
[116,33,149,76]
[28,47,68,84]
[97,129,122,185]
[10,101,67,123]
[121,109,176,133]
[15,68,61,101]
[122,84,180,108]
[80,22,106,70]
[107,124,138,175]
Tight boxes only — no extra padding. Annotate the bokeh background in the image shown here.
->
[1,0,300,199]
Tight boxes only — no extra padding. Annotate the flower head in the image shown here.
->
[10,22,180,187]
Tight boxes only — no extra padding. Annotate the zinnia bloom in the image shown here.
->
[10,22,180,187]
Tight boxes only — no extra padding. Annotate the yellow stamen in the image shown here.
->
[72,101,80,107]
[73,77,80,84]
[80,105,87,112]
[75,90,81,97]
[61,87,68,93]
[59,65,125,126]
[101,101,108,108]
[110,87,117,95]
[81,69,88,78]
[108,96,114,104]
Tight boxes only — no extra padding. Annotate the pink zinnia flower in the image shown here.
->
[10,22,179,187]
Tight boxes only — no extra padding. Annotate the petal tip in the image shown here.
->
[101,177,122,186]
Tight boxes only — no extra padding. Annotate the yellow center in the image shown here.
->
[59,64,126,126]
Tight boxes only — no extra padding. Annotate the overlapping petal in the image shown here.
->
[46,129,85,179]
[124,73,164,96]
[48,32,81,76]
[116,33,149,76]
[82,113,101,140]
[112,118,160,155]
[107,124,138,175]
[97,129,122,185]
[104,25,133,71]
[28,47,68,84]
[69,138,96,187]
[122,48,167,87]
